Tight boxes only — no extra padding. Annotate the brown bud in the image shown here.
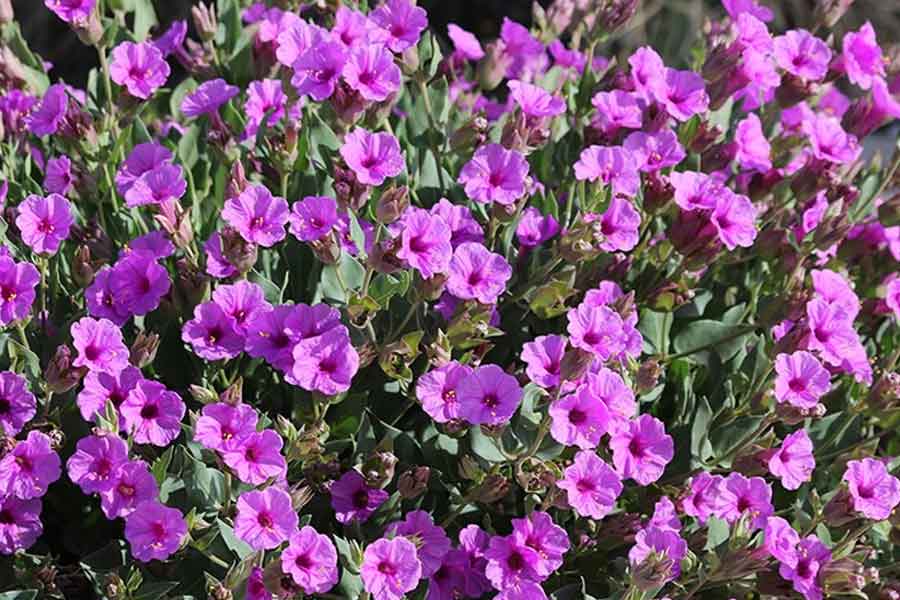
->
[775,401,826,425]
[220,226,258,274]
[189,385,218,404]
[129,331,160,369]
[154,201,193,249]
[375,186,409,225]
[220,377,243,406]
[867,372,900,412]
[362,450,398,488]
[450,115,489,154]
[45,345,86,394]
[73,10,103,46]
[225,161,248,202]
[309,233,342,265]
[72,244,94,288]
[417,273,447,302]
[398,466,430,499]
[824,487,862,528]
[474,473,509,503]
[561,348,595,382]
[814,0,855,28]
[173,258,210,313]
[631,550,676,591]
[635,360,662,394]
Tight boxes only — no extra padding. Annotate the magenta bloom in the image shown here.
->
[427,550,468,600]
[573,145,640,197]
[670,170,720,211]
[521,335,566,389]
[331,470,389,524]
[557,450,622,519]
[458,144,529,205]
[682,472,723,524]
[623,130,686,173]
[629,527,688,584]
[109,42,170,100]
[803,113,861,164]
[566,303,627,361]
[805,298,858,367]
[77,366,142,422]
[182,302,245,361]
[508,80,566,118]
[591,90,643,134]
[0,431,60,500]
[99,460,159,519]
[45,155,73,195]
[244,79,288,137]
[764,516,800,566]
[44,0,95,23]
[16,193,74,255]
[387,510,451,577]
[115,143,173,196]
[431,199,484,248]
[361,537,423,600]
[774,351,830,408]
[0,256,39,326]
[121,380,185,447]
[222,429,287,486]
[194,402,258,452]
[124,164,186,208]
[457,364,523,426]
[245,306,301,371]
[124,500,187,562]
[340,128,405,186]
[204,232,238,279]
[235,487,299,550]
[550,386,610,450]
[26,84,67,137]
[629,46,667,101]
[714,473,773,529]
[886,279,900,321]
[343,44,401,101]
[281,526,339,594]
[768,429,815,490]
[222,184,289,247]
[0,496,42,555]
[484,534,541,590]
[66,434,129,494]
[446,242,512,304]
[182,79,239,117]
[397,208,452,278]
[657,68,709,121]
[416,361,472,423]
[735,113,772,172]
[290,328,359,395]
[609,415,673,485]
[247,566,271,600]
[500,17,547,79]
[458,525,492,597]
[331,7,375,47]
[212,281,272,336]
[842,458,900,520]
[811,269,860,319]
[712,190,758,250]
[0,371,36,437]
[370,0,428,53]
[773,30,831,81]
[110,252,171,317]
[292,41,347,101]
[71,317,129,375]
[842,22,885,90]
[778,534,831,600]
[582,369,637,434]
[448,23,484,60]
[595,197,641,252]
[724,0,773,21]
[516,207,559,249]
[511,511,569,578]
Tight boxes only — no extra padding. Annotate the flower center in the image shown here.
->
[1,287,15,302]
[788,378,806,393]
[140,403,159,419]
[294,553,312,569]
[118,482,135,497]
[568,409,587,425]
[576,478,595,493]
[506,551,525,571]
[352,488,369,509]
[84,345,101,361]
[38,220,55,234]
[0,397,9,414]
[0,510,14,524]
[257,512,273,528]
[482,394,499,409]
[377,560,396,575]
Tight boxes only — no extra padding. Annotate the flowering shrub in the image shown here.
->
[1,0,900,598]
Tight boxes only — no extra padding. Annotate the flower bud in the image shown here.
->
[220,377,243,406]
[631,550,675,591]
[398,466,430,499]
[332,81,367,126]
[775,400,826,425]
[450,115,489,154]
[225,161,248,202]
[310,234,342,265]
[867,372,900,412]
[362,450,398,489]
[73,10,103,46]
[561,348,595,382]
[72,244,94,288]
[814,0,855,28]
[400,46,419,75]
[129,331,160,369]
[0,0,13,24]
[458,455,484,482]
[376,186,409,225]
[221,226,258,274]
[45,345,86,394]
[417,273,447,301]
[478,41,511,91]
[189,385,219,404]
[474,473,509,503]
[776,74,816,108]
[191,3,218,43]
[154,201,193,249]
[824,487,861,528]
[822,557,868,595]
[635,360,663,394]
[173,258,210,313]
[597,0,639,34]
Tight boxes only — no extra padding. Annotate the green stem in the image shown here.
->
[387,300,421,343]
[418,78,447,192]
[96,45,116,126]
[664,324,758,363]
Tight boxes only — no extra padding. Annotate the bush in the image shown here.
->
[0,0,899,599]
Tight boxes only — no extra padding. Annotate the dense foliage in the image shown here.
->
[0,0,899,599]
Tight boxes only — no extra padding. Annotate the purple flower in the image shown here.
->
[811,269,860,319]
[212,281,272,336]
[803,113,861,164]
[289,196,339,242]
[843,458,900,520]
[427,550,468,600]
[45,155,73,195]
[110,252,171,317]
[340,128,405,186]
[711,189,758,250]
[623,130,686,172]
[657,68,709,121]
[0,372,36,437]
[582,368,637,434]
[182,79,239,118]
[124,500,187,562]
[361,537,423,600]
[99,460,159,519]
[458,144,529,205]
[109,42,170,100]
[508,80,566,118]
[886,279,900,321]
[397,208,452,278]
[204,232,239,279]
[0,431,60,500]
[222,184,289,247]
[77,366,143,422]
[416,361,472,423]
[244,79,288,137]
[550,385,610,449]
[458,525,492,596]
[370,0,428,53]
[343,44,402,101]
[222,429,287,486]
[774,351,830,409]
[723,0,773,22]
[773,30,831,81]
[194,402,258,452]
[446,242,512,304]
[44,0,95,23]
[290,328,359,395]
[496,581,548,600]
[520,335,566,389]
[768,429,815,490]
[764,516,800,566]
[484,534,541,590]
[121,380,185,447]
[682,472,723,524]
[629,527,688,583]
[779,535,831,600]
[153,19,187,57]
[66,434,129,494]
[458,364,523,425]
[566,303,627,360]
[592,90,643,134]
[16,193,74,255]
[331,7,375,48]
[282,526,339,594]
[629,46,667,102]
[649,496,680,532]
[276,17,328,66]
[115,143,173,196]
[448,23,484,60]
[516,207,559,249]
[714,473,773,529]
[511,511,569,578]
[235,487,299,550]
[247,566,271,600]
[670,170,720,211]
[609,415,673,485]
[842,22,885,90]
[574,145,640,197]
[124,164,186,208]
[735,113,772,171]
[593,197,641,252]
[805,298,858,368]
[0,257,39,326]
[331,470,389,524]
[0,496,42,555]
[557,450,622,519]
[71,317,129,375]
[292,42,347,101]
[26,84,67,137]
[244,306,301,371]
[182,302,245,361]
[431,199,483,247]
[500,17,547,80]
[387,510,451,577]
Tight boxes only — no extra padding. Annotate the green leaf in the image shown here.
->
[705,516,730,551]
[369,272,411,308]
[0,592,39,600]
[217,519,253,560]
[319,254,365,304]
[691,397,714,463]
[131,0,158,41]
[639,309,673,355]
[177,125,202,170]
[673,320,751,362]
[151,446,174,486]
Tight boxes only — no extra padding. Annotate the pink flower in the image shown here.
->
[581,368,636,434]
[0,256,39,326]
[483,534,542,590]
[0,371,37,436]
[623,130,686,173]
[508,80,566,118]
[682,472,723,524]
[446,242,512,304]
[124,500,187,562]
[458,364,523,426]
[628,527,688,583]
[109,42,170,100]
[803,113,861,164]
[71,317,129,376]
[331,470,388,524]
[281,526,339,594]
[361,537,422,600]
[342,44,402,101]
[243,79,288,137]
[292,42,347,101]
[573,146,640,197]
[609,415,673,485]
[723,0,773,22]
[886,278,900,320]
[805,298,858,368]
[594,197,641,252]
[99,460,159,519]
[44,155,73,195]
[182,301,245,361]
[448,23,484,60]
[16,193,74,255]
[235,487,299,550]
[714,473,773,529]
[843,458,900,520]
[290,328,359,395]
[629,46,667,102]
[774,351,830,409]
[44,0,95,23]
[222,429,287,485]
[735,113,772,171]
[222,184,289,247]
[0,496,42,555]
[841,22,885,90]
[386,510,451,577]
[557,450,622,519]
[566,303,627,361]
[712,190,758,249]
[520,335,566,389]
[768,429,815,490]
[121,380,186,447]
[591,90,643,134]
[66,434,129,494]
[549,385,610,449]
[397,208,452,279]
[416,361,472,423]
[194,402,258,452]
[780,535,830,600]
[340,128,405,186]
[0,431,61,500]
[773,30,831,81]
[370,0,428,53]
[458,144,529,205]
[656,68,709,121]
[182,79,239,117]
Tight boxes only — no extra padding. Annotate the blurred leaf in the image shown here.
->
[0,592,38,600]
[131,0,158,41]
[639,309,673,355]
[217,519,253,560]
[673,320,750,362]
[319,254,365,304]
[705,517,730,551]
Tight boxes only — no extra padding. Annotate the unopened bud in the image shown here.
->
[474,473,509,503]
[814,0,855,28]
[189,385,218,404]
[73,11,103,46]
[478,41,511,91]
[450,115,489,153]
[173,258,210,313]
[362,450,398,488]
[631,550,675,591]
[417,273,447,301]
[221,226,258,274]
[191,2,218,43]
[776,400,826,425]
[879,193,900,228]
[376,186,409,225]
[561,348,594,382]
[0,0,13,24]
[597,0,639,34]
[635,360,662,394]
[220,377,243,406]
[129,331,160,368]
[398,466,430,499]
[72,244,94,288]
[824,487,861,528]
[225,161,248,202]
[867,372,900,412]
[310,234,342,265]
[45,345,85,394]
